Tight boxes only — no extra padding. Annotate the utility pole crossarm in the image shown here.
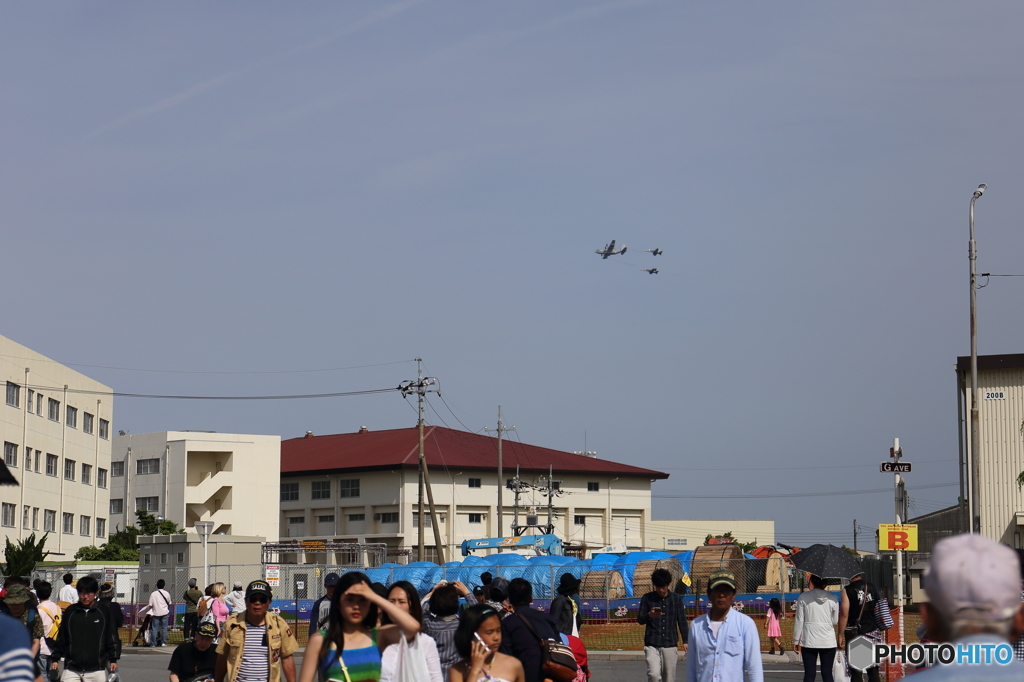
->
[484,407,515,541]
[400,359,446,564]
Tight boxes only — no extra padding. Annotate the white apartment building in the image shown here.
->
[279,426,668,563]
[1,334,113,558]
[109,431,281,541]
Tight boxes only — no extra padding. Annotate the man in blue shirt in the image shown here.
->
[685,569,762,682]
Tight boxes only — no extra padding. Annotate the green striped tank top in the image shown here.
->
[319,627,382,682]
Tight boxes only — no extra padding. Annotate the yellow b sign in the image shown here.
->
[878,524,918,551]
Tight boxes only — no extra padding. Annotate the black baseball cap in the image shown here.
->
[246,580,273,599]
[196,622,218,638]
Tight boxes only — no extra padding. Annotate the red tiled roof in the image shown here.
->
[281,426,667,479]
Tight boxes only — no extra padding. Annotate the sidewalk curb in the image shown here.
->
[587,650,799,664]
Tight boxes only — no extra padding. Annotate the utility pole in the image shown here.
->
[892,438,905,608]
[399,360,446,563]
[547,464,554,534]
[968,183,986,534]
[484,407,514,540]
[853,519,857,553]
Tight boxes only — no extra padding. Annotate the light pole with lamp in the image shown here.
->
[968,183,986,534]
[195,522,214,588]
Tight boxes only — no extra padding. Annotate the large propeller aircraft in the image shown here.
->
[595,240,627,259]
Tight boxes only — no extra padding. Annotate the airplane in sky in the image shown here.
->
[645,248,663,256]
[595,240,627,259]
[642,268,659,275]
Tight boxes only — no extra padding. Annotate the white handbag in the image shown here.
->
[395,634,433,682]
[833,651,851,682]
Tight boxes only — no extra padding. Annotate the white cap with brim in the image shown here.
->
[924,533,1021,623]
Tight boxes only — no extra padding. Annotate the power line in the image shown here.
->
[23,384,400,400]
[652,481,956,499]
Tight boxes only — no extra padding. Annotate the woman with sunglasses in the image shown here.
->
[297,572,420,682]
[449,604,525,682]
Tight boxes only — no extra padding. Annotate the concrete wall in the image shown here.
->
[110,432,281,541]
[1,334,113,558]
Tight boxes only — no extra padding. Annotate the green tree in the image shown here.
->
[703,531,757,553]
[3,532,51,576]
[73,510,182,561]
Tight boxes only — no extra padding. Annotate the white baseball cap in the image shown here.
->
[924,533,1021,622]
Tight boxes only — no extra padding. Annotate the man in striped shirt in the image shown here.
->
[215,580,297,682]
[0,611,38,682]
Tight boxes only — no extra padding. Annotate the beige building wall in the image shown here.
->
[280,468,654,560]
[644,519,775,551]
[110,431,281,541]
[958,356,1024,545]
[1,334,113,558]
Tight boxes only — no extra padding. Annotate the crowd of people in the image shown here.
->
[2,533,1024,682]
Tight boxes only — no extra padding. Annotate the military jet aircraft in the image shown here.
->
[595,240,627,259]
[642,268,659,275]
[645,248,663,256]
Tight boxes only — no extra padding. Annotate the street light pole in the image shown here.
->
[195,522,214,588]
[969,183,986,534]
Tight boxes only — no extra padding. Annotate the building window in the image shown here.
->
[280,482,299,501]
[26,389,34,412]
[348,513,365,522]
[62,513,74,534]
[35,393,43,415]
[22,505,30,529]
[32,508,39,530]
[311,481,331,500]
[80,516,91,536]
[574,515,586,525]
[96,518,106,538]
[550,481,560,491]
[43,510,56,532]
[288,516,305,524]
[110,499,124,514]
[587,482,600,492]
[24,448,31,470]
[64,459,76,481]
[6,382,20,408]
[3,442,16,467]
[83,412,94,434]
[666,538,687,546]
[136,496,159,512]
[97,468,107,488]
[177,552,185,563]
[1,503,14,527]
[48,398,60,422]
[81,463,92,485]
[33,450,40,472]
[159,553,167,564]
[143,554,151,565]
[412,513,433,528]
[99,419,109,439]
[378,513,398,524]
[468,513,482,524]
[46,454,57,477]
[317,515,335,523]
[468,478,482,488]
[137,458,160,475]
[66,406,78,429]
[338,479,360,498]
[111,461,124,477]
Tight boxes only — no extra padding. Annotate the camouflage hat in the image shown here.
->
[707,569,737,592]
[196,622,218,638]
[3,584,30,604]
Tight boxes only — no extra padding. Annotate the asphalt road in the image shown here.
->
[117,648,810,681]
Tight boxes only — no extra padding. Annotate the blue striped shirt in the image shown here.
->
[0,613,37,682]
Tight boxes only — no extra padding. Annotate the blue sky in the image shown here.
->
[3,1,1023,547]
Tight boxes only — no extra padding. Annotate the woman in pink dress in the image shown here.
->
[212,582,230,636]
[766,597,784,654]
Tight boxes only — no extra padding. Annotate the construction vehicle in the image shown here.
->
[461,534,564,557]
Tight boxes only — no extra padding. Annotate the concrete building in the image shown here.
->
[136,533,263,596]
[1,334,114,558]
[109,431,281,541]
[280,426,668,563]
[956,353,1024,545]
[643,519,775,552]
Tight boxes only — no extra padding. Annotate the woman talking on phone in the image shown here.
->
[297,572,420,682]
[449,604,525,682]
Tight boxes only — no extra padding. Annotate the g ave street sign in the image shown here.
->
[880,462,912,473]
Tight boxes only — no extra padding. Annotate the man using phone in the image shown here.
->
[637,568,688,682]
